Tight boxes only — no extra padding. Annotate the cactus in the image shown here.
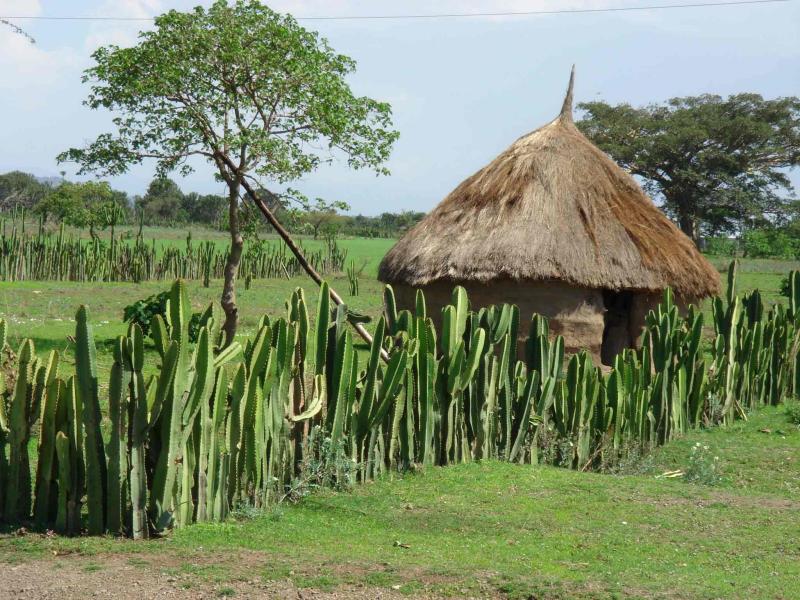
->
[75,305,108,534]
[54,431,71,533]
[3,339,36,522]
[0,368,7,513]
[1,271,798,535]
[106,337,129,535]
[125,323,149,539]
[148,280,198,530]
[0,227,347,284]
[33,354,61,527]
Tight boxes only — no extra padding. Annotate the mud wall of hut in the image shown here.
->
[391,279,606,364]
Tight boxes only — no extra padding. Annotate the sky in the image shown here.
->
[1,0,798,216]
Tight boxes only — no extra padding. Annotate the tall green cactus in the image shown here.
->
[54,431,71,533]
[106,337,130,535]
[1,271,798,536]
[33,354,61,527]
[125,323,149,539]
[75,305,107,534]
[0,360,7,514]
[3,339,36,522]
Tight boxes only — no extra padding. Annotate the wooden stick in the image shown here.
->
[223,161,389,362]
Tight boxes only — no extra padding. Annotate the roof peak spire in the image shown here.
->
[560,65,575,122]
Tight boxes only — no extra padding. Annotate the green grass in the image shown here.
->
[0,273,386,382]
[705,254,797,307]
[1,406,798,598]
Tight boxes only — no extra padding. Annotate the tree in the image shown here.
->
[137,177,186,224]
[577,94,800,244]
[35,181,127,240]
[182,192,227,226]
[304,199,350,239]
[58,0,397,344]
[0,171,50,211]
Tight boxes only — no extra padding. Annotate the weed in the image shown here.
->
[783,400,800,426]
[230,504,263,522]
[605,443,656,476]
[283,426,359,503]
[684,442,722,485]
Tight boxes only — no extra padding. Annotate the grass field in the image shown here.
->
[0,236,798,598]
[1,406,797,598]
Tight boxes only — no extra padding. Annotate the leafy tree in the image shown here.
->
[59,0,397,344]
[303,199,350,239]
[0,171,50,211]
[741,228,798,259]
[182,192,227,226]
[35,181,127,240]
[137,177,185,224]
[577,94,800,244]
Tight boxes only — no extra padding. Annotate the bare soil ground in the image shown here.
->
[1,552,430,600]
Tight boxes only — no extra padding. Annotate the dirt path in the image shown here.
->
[1,553,431,600]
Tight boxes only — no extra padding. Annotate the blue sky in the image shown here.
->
[1,0,798,215]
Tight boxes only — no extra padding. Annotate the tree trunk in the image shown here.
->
[220,183,243,346]
[245,182,389,361]
[678,213,700,247]
[213,152,389,362]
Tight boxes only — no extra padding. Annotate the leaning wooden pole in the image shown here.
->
[220,157,389,361]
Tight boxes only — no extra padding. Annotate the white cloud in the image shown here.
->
[84,0,165,51]
[0,0,42,14]
[268,0,636,20]
[0,2,81,102]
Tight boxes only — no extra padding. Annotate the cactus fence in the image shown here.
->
[0,264,798,538]
[0,220,346,283]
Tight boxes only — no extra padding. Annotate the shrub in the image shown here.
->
[123,289,203,342]
[784,400,800,426]
[283,426,358,503]
[704,236,738,257]
[742,229,799,259]
[780,276,791,299]
[122,291,169,337]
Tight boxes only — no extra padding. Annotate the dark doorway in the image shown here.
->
[601,290,633,366]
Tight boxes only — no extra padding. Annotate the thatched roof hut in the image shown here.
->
[379,69,720,365]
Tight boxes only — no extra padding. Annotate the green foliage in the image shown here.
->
[123,291,169,337]
[122,289,210,344]
[742,228,799,259]
[57,0,400,343]
[34,181,128,234]
[136,177,185,224]
[331,210,426,239]
[60,0,398,183]
[704,236,738,257]
[0,171,50,211]
[784,400,800,425]
[578,94,800,241]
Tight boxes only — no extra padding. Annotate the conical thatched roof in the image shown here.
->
[379,69,720,299]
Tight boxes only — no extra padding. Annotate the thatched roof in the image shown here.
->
[379,68,720,299]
